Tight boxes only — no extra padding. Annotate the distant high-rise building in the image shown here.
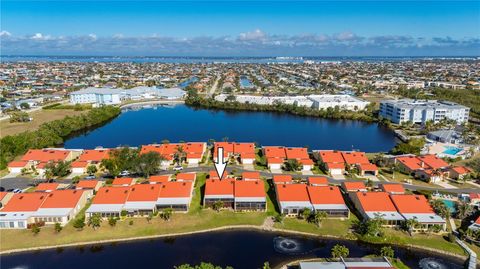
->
[379,99,469,124]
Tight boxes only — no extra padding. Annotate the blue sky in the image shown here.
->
[1,1,479,56]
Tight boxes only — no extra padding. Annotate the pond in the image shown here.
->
[64,104,397,152]
[0,230,465,269]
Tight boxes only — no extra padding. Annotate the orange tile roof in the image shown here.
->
[35,183,60,192]
[390,194,434,214]
[21,149,70,162]
[184,142,205,154]
[276,184,310,202]
[41,190,84,208]
[285,147,309,160]
[92,186,130,204]
[71,161,89,168]
[307,186,345,205]
[451,166,471,174]
[158,181,193,198]
[234,143,255,154]
[308,177,329,186]
[127,184,161,201]
[326,162,345,169]
[358,163,378,171]
[355,192,397,212]
[112,177,135,186]
[380,183,405,194]
[213,142,234,158]
[140,144,163,155]
[342,181,367,191]
[235,180,265,198]
[0,192,7,201]
[298,158,314,165]
[1,192,48,212]
[318,150,344,164]
[77,180,102,189]
[242,171,261,180]
[205,179,235,196]
[418,155,449,169]
[273,175,293,184]
[78,149,111,162]
[396,156,423,170]
[176,173,196,182]
[341,151,369,165]
[8,161,28,168]
[267,157,285,164]
[209,170,229,180]
[264,146,286,159]
[149,175,171,184]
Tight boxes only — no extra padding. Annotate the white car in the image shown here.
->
[12,189,22,193]
[119,170,130,176]
[173,166,183,171]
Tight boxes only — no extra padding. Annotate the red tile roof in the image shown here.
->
[77,180,102,189]
[35,183,60,192]
[242,171,261,180]
[341,151,369,165]
[213,142,234,158]
[235,180,265,198]
[451,166,471,175]
[380,183,405,194]
[234,143,255,155]
[390,194,434,214]
[397,156,423,170]
[342,181,367,191]
[307,186,345,205]
[92,187,130,204]
[285,147,309,160]
[158,181,193,198]
[149,175,171,184]
[71,161,89,168]
[176,173,196,182]
[127,184,161,202]
[355,192,397,212]
[78,149,110,162]
[264,146,286,159]
[112,177,135,186]
[21,149,70,162]
[209,170,229,180]
[358,163,378,171]
[308,176,329,186]
[276,184,310,202]
[205,179,235,196]
[7,161,28,168]
[418,155,449,169]
[318,150,344,164]
[1,192,48,212]
[273,175,293,184]
[41,190,84,208]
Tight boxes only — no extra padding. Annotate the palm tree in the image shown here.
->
[174,145,186,165]
[431,199,450,219]
[456,201,473,219]
[314,211,328,227]
[404,218,419,235]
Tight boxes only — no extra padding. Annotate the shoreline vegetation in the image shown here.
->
[185,94,379,123]
[0,106,121,169]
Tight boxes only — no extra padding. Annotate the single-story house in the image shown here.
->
[234,180,266,211]
[307,186,349,218]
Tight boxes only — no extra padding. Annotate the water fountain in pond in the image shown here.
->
[419,257,458,269]
[273,236,313,255]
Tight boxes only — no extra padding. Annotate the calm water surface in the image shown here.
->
[0,230,465,269]
[64,104,397,152]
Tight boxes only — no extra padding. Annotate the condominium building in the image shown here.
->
[69,87,121,105]
[379,99,469,124]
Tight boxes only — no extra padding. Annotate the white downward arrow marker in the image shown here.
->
[214,147,227,180]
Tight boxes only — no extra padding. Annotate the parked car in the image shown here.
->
[84,175,96,179]
[173,166,183,171]
[119,170,130,176]
[12,189,22,193]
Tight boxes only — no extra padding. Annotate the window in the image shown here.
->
[0,222,6,228]
[9,222,14,228]
[18,221,25,228]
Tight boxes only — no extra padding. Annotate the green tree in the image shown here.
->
[101,147,139,177]
[284,159,301,171]
[456,201,473,219]
[262,262,271,269]
[314,211,328,227]
[45,161,72,178]
[20,102,30,109]
[173,145,187,165]
[31,224,40,235]
[54,222,63,233]
[331,244,349,258]
[380,246,395,258]
[302,207,312,220]
[146,212,153,223]
[134,151,164,178]
[212,200,224,212]
[404,218,419,234]
[88,213,102,230]
[161,208,173,221]
[357,215,385,237]
[430,199,450,219]
[108,216,117,227]
[73,217,85,230]
[86,165,98,176]
[9,111,30,123]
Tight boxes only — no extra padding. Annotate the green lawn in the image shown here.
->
[274,215,358,240]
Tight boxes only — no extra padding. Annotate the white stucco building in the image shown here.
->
[69,87,121,105]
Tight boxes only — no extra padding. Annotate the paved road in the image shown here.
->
[208,76,220,96]
[2,164,478,194]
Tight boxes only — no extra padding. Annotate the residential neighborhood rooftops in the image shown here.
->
[112,177,135,186]
[276,184,310,202]
[355,192,397,212]
[242,171,261,180]
[176,173,196,182]
[341,151,370,165]
[21,149,70,162]
[7,161,28,168]
[264,146,286,159]
[273,175,293,184]
[78,149,110,162]
[234,180,265,198]
[205,179,235,196]
[35,183,60,192]
[1,192,48,212]
[158,181,193,198]
[307,186,345,205]
[285,147,309,159]
[380,183,405,194]
[341,181,367,192]
[40,190,84,208]
[149,175,171,184]
[308,176,329,186]
[318,150,344,163]
[127,184,161,202]
[92,187,130,204]
[418,155,449,169]
[390,194,434,214]
[76,180,102,189]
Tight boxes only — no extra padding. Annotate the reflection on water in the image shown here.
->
[419,257,458,269]
[273,237,309,255]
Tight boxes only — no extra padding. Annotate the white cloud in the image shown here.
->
[238,29,266,41]
[88,34,97,40]
[0,31,11,37]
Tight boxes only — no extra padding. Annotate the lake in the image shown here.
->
[64,104,397,152]
[0,230,465,269]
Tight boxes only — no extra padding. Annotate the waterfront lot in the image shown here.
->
[0,109,85,138]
